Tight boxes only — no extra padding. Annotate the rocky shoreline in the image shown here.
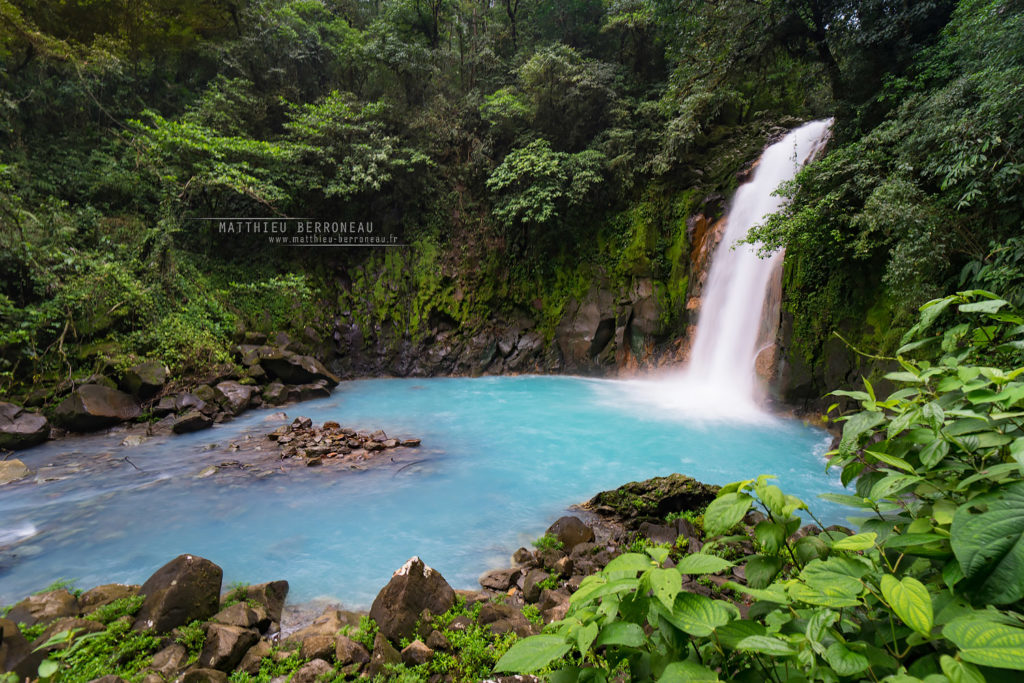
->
[0,472,856,682]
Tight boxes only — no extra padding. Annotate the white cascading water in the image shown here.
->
[615,119,832,420]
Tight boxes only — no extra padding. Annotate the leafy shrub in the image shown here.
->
[532,533,564,552]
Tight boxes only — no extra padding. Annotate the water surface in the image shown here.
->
[0,376,843,607]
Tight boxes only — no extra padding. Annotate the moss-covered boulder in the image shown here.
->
[584,473,719,526]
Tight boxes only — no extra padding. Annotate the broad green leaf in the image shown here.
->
[602,553,654,578]
[959,299,1008,314]
[657,661,719,681]
[805,609,837,642]
[880,575,934,636]
[943,617,1024,670]
[735,635,796,656]
[723,581,789,604]
[870,474,922,501]
[920,438,950,468]
[787,582,861,608]
[839,411,885,455]
[865,449,915,473]
[793,535,830,564]
[494,634,572,673]
[744,555,782,589]
[703,492,753,536]
[818,492,875,508]
[951,481,1024,604]
[939,655,985,683]
[823,642,869,676]
[831,532,878,551]
[594,621,644,648]
[646,546,670,566]
[644,567,682,611]
[674,554,734,575]
[37,660,59,679]
[576,622,598,654]
[715,620,767,650]
[661,592,732,637]
[570,577,639,606]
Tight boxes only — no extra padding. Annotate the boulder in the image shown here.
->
[639,522,678,545]
[479,568,521,592]
[239,580,289,624]
[292,658,334,683]
[214,381,254,416]
[212,603,265,630]
[133,554,223,633]
[284,608,358,645]
[401,639,434,666]
[299,634,335,661]
[262,382,288,406]
[522,569,550,604]
[5,589,79,626]
[55,385,140,431]
[79,584,139,615]
[0,459,31,486]
[335,635,370,666]
[193,385,217,403]
[198,623,259,671]
[546,516,594,551]
[180,669,228,683]
[150,643,188,677]
[0,618,31,674]
[0,402,50,450]
[425,630,451,651]
[237,640,273,675]
[120,361,168,398]
[259,350,339,387]
[172,410,213,434]
[365,632,401,679]
[585,474,720,525]
[369,556,456,642]
[293,381,331,401]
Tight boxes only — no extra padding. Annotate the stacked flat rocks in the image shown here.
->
[268,417,420,466]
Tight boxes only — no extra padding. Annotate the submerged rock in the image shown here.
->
[0,402,50,450]
[55,384,140,432]
[0,459,31,486]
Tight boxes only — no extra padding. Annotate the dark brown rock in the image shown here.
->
[512,547,533,565]
[239,580,289,624]
[335,635,370,666]
[212,603,264,629]
[639,522,678,545]
[522,569,550,604]
[401,639,434,666]
[292,658,334,683]
[299,634,335,661]
[214,381,254,416]
[546,516,594,551]
[0,619,31,675]
[426,630,451,651]
[120,361,168,399]
[585,474,720,526]
[133,554,223,633]
[5,589,79,626]
[55,385,141,431]
[479,568,521,592]
[369,556,456,642]
[237,640,273,675]
[172,410,213,434]
[366,632,401,678]
[180,669,228,683]
[79,584,139,615]
[150,643,188,677]
[198,623,259,671]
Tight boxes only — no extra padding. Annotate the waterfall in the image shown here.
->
[685,119,832,400]
[618,119,832,420]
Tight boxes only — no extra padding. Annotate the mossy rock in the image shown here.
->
[584,473,719,527]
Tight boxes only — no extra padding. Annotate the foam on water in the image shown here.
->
[0,376,844,607]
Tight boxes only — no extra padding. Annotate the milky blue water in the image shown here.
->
[0,376,844,609]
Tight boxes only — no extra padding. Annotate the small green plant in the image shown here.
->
[175,620,206,664]
[19,621,47,641]
[521,604,543,627]
[536,573,559,592]
[228,648,306,682]
[664,508,703,529]
[340,614,378,652]
[35,579,81,597]
[84,595,145,625]
[531,533,564,552]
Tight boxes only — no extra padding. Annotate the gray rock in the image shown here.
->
[198,623,259,671]
[55,385,140,431]
[214,381,254,416]
[262,382,288,406]
[133,554,223,633]
[370,557,456,642]
[120,360,168,398]
[639,522,678,545]
[426,630,450,651]
[0,402,50,449]
[172,410,213,434]
[0,459,31,486]
[546,516,595,551]
[212,603,265,629]
[239,580,289,625]
[259,350,339,387]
